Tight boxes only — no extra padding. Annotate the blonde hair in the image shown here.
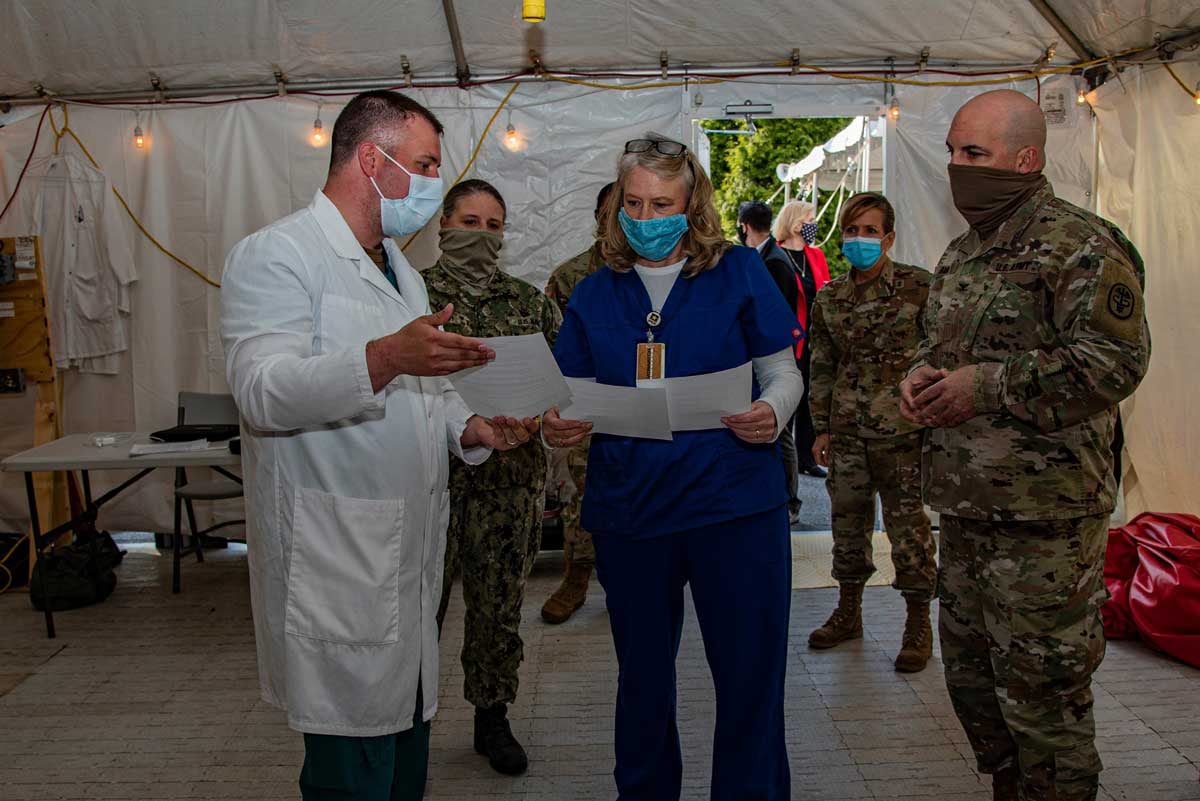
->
[597,132,729,276]
[772,200,816,243]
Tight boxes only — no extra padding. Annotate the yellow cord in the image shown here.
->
[401,81,521,252]
[0,532,29,595]
[1162,62,1198,100]
[48,105,222,288]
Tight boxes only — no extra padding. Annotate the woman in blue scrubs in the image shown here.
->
[543,133,804,801]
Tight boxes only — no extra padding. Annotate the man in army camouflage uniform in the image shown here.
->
[540,182,614,624]
[805,191,937,672]
[426,180,561,776]
[901,90,1150,801]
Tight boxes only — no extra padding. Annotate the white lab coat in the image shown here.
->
[220,190,488,737]
[26,153,136,374]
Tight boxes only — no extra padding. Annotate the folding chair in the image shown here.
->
[171,392,243,593]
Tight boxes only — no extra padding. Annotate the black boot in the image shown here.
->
[473,704,528,776]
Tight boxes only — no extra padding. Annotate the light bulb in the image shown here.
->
[134,125,144,149]
[522,0,545,23]
[887,100,900,121]
[503,124,522,152]
[1194,87,1200,106]
[1076,89,1087,105]
[311,118,325,146]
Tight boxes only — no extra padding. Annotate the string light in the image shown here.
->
[133,125,144,149]
[503,123,523,152]
[1076,88,1088,105]
[522,0,545,23]
[311,103,326,146]
[1194,83,1200,106]
[887,98,900,121]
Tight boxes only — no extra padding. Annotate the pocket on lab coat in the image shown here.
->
[285,487,405,645]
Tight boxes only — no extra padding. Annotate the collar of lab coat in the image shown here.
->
[309,190,412,309]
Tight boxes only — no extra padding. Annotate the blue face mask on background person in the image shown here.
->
[841,236,883,270]
[371,145,444,236]
[619,208,689,262]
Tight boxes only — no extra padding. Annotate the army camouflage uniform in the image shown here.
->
[544,244,605,567]
[426,264,561,709]
[807,258,936,600]
[918,180,1150,800]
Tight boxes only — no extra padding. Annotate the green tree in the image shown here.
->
[700,117,852,277]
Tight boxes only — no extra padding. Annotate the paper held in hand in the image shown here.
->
[448,334,571,419]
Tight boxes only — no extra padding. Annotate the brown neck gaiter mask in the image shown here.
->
[948,164,1047,234]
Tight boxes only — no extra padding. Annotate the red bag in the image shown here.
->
[1102,512,1200,668]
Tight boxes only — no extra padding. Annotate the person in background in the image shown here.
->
[805,192,936,672]
[540,181,615,624]
[427,179,561,776]
[774,199,830,479]
[543,132,803,801]
[221,90,532,801]
[738,199,806,525]
[902,89,1150,801]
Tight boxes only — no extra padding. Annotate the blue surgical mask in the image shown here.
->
[841,236,883,270]
[371,145,443,237]
[618,208,689,262]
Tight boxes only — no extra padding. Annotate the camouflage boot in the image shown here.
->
[894,597,933,672]
[540,559,591,624]
[991,763,1020,801]
[808,583,864,649]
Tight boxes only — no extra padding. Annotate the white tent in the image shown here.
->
[0,1,1197,532]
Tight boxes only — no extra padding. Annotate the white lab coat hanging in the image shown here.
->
[220,191,488,736]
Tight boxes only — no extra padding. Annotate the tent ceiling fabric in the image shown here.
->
[1,1,1195,99]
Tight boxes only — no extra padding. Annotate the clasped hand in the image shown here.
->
[900,365,979,428]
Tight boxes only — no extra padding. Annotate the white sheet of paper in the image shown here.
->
[664,361,753,431]
[448,334,571,419]
[560,378,673,441]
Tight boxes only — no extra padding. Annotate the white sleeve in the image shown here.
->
[752,347,805,442]
[220,232,386,432]
[443,381,491,465]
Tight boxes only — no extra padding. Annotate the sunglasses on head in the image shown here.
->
[624,139,687,157]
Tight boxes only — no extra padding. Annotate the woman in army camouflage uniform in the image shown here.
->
[427,180,561,776]
[806,192,938,673]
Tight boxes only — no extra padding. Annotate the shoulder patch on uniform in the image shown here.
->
[1090,260,1143,343]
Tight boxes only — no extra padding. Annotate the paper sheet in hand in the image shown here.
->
[560,379,673,440]
[665,361,753,431]
[449,334,571,419]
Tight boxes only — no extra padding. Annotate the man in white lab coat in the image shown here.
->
[220,91,534,801]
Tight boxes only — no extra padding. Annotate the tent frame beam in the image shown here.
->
[440,0,472,86]
[1026,0,1096,62]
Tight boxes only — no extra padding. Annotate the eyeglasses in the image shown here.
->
[624,139,687,157]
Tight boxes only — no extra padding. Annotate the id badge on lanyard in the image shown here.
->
[635,310,666,381]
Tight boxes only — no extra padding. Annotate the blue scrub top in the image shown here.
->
[554,245,801,539]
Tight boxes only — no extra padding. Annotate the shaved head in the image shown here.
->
[947,89,1047,173]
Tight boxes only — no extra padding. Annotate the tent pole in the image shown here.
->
[440,0,472,85]
[1025,0,1096,61]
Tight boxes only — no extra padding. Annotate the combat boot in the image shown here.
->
[541,559,591,624]
[894,596,933,672]
[474,704,528,776]
[991,763,1020,801]
[808,583,864,649]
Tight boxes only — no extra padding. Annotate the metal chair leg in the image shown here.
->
[185,498,204,564]
[172,494,183,594]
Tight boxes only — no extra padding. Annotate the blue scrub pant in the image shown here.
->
[594,506,792,801]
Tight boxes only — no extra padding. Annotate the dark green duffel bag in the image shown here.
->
[30,533,123,612]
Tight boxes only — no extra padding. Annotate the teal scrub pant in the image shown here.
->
[299,684,431,801]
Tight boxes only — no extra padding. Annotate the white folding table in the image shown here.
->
[1,433,242,638]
